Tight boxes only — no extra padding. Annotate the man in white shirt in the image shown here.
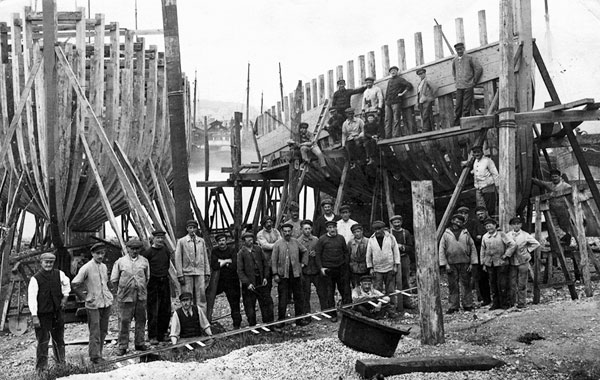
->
[342,108,365,169]
[169,292,213,345]
[470,145,499,216]
[361,77,383,116]
[336,205,358,243]
[28,252,71,372]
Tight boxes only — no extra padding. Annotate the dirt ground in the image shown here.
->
[2,272,600,379]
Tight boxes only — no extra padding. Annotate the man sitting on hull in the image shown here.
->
[351,275,395,319]
[169,292,213,345]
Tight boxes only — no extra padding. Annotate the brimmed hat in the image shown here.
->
[389,66,399,73]
[471,145,483,152]
[40,252,56,261]
[389,215,403,223]
[325,220,338,228]
[372,220,386,229]
[350,223,363,233]
[509,217,523,225]
[126,239,144,248]
[359,275,373,283]
[457,206,470,213]
[90,243,106,253]
[339,204,351,213]
[186,220,199,227]
[549,169,562,176]
[179,292,193,301]
[152,230,166,236]
[454,42,465,48]
[300,219,313,227]
[483,218,498,226]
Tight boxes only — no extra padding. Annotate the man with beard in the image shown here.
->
[313,198,341,238]
[256,216,281,293]
[384,66,413,138]
[142,230,173,345]
[389,215,414,310]
[169,292,213,345]
[467,206,492,306]
[471,145,498,216]
[331,79,366,115]
[366,220,400,309]
[298,220,327,322]
[283,201,303,238]
[206,234,242,329]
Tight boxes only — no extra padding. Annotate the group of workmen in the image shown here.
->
[307,41,482,169]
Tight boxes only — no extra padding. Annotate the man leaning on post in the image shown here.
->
[28,252,70,373]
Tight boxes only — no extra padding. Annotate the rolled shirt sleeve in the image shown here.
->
[27,277,39,316]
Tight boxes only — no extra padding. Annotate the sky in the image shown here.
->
[1,0,598,121]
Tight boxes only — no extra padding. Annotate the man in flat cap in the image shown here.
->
[272,223,309,330]
[256,216,281,293]
[342,108,366,169]
[362,77,383,116]
[331,78,366,116]
[298,219,327,322]
[348,223,369,288]
[315,219,352,322]
[439,214,477,314]
[169,292,213,345]
[351,275,395,319]
[325,108,345,143]
[470,145,499,216]
[237,232,274,326]
[206,234,242,329]
[293,123,329,178]
[313,198,341,238]
[71,243,114,364]
[175,220,211,314]
[363,112,383,165]
[532,169,572,244]
[384,65,413,138]
[337,204,358,243]
[481,218,516,310]
[469,206,492,305]
[111,240,150,355]
[28,252,70,372]
[507,217,540,309]
[389,215,414,310]
[416,68,437,133]
[283,201,303,238]
[452,42,483,126]
[142,230,173,344]
[367,220,400,309]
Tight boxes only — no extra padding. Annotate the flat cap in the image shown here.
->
[475,206,488,213]
[389,66,399,72]
[325,220,338,228]
[471,145,483,151]
[152,229,166,236]
[364,76,375,82]
[454,42,465,48]
[337,79,346,85]
[359,274,373,283]
[261,216,274,226]
[344,107,355,114]
[509,217,523,225]
[179,292,193,301]
[241,231,255,239]
[215,233,228,241]
[549,169,562,176]
[320,198,333,206]
[90,243,106,253]
[389,215,403,222]
[126,239,144,248]
[339,204,351,213]
[483,218,498,226]
[280,222,294,230]
[289,201,300,211]
[350,223,363,233]
[186,219,199,227]
[40,252,56,261]
[416,68,426,75]
[451,214,466,223]
[300,219,313,227]
[456,206,470,213]
[372,220,386,229]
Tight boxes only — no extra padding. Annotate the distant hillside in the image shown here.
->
[197,99,259,122]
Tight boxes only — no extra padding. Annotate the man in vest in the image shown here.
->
[111,239,151,355]
[174,220,211,314]
[348,223,369,288]
[169,292,213,345]
[71,243,114,364]
[28,252,71,372]
[389,215,414,310]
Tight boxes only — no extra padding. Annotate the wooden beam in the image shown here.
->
[336,65,344,82]
[532,196,542,304]
[411,181,444,345]
[381,45,390,74]
[379,125,487,147]
[231,112,243,250]
[414,32,424,66]
[327,69,334,98]
[397,39,407,71]
[367,51,376,78]
[311,78,318,108]
[543,209,578,300]
[455,18,465,45]
[318,74,325,103]
[356,356,505,378]
[333,161,350,215]
[478,10,488,46]
[346,60,354,89]
[147,158,175,241]
[572,185,592,297]
[358,55,366,83]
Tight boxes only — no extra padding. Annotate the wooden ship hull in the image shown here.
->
[0,8,193,247]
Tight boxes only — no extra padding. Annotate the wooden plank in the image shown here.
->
[327,69,334,98]
[336,65,344,82]
[532,196,542,304]
[379,125,487,147]
[346,61,354,89]
[356,356,505,378]
[129,37,146,158]
[543,209,578,300]
[311,79,317,108]
[318,75,325,104]
[539,98,594,112]
[105,21,120,145]
[412,181,444,345]
[414,32,424,66]
[367,51,376,78]
[479,10,488,46]
[151,53,166,164]
[397,39,407,71]
[333,161,350,214]
[571,185,592,296]
[117,30,135,152]
[358,55,366,84]
[381,45,390,75]
[305,82,311,111]
[157,169,176,229]
[434,25,444,60]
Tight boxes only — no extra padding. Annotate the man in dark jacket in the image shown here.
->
[298,220,327,322]
[313,198,341,238]
[315,220,351,321]
[325,108,345,143]
[384,66,413,138]
[464,206,492,306]
[389,215,414,310]
[206,234,242,329]
[452,42,483,126]
[142,229,173,344]
[28,252,70,372]
[237,232,274,326]
[331,79,366,115]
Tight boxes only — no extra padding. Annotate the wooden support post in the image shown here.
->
[498,0,517,230]
[572,185,592,297]
[334,162,350,214]
[305,82,312,111]
[367,51,376,79]
[147,159,176,240]
[311,78,318,108]
[455,18,465,45]
[232,112,243,250]
[358,55,366,83]
[346,60,355,89]
[318,74,325,103]
[381,45,390,75]
[414,32,424,66]
[336,65,344,82]
[478,10,488,46]
[412,181,444,345]
[543,209,578,300]
[284,95,290,123]
[433,25,444,60]
[397,39,407,72]
[532,196,542,304]
[382,171,395,220]
[327,70,334,98]
[162,0,193,237]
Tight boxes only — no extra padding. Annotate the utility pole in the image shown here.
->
[161,0,192,236]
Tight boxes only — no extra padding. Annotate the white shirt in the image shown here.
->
[27,270,71,316]
[362,86,384,112]
[472,155,499,189]
[337,218,358,243]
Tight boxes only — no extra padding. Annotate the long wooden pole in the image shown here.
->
[278,62,284,117]
[231,112,243,251]
[245,63,250,133]
[161,0,192,237]
[204,115,209,219]
[193,69,197,131]
[498,0,517,230]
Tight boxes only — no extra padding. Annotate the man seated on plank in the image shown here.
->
[351,275,396,319]
[169,292,213,345]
